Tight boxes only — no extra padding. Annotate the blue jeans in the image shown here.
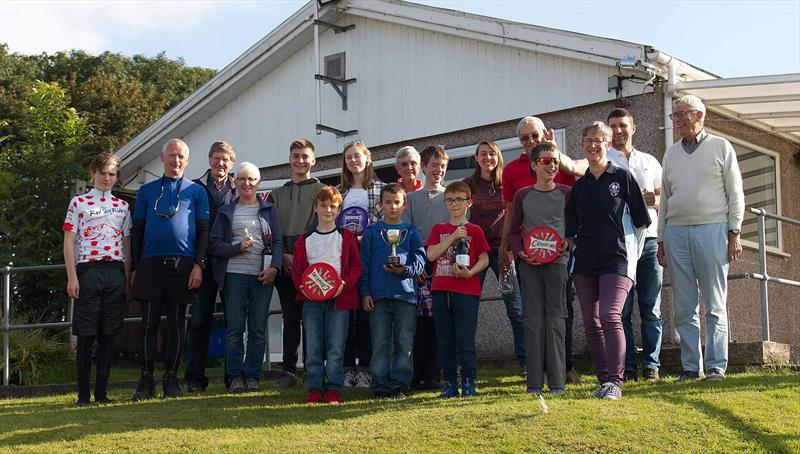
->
[664,223,729,372]
[622,238,663,371]
[431,291,480,384]
[479,252,525,366]
[369,299,418,394]
[302,300,350,391]
[223,273,274,380]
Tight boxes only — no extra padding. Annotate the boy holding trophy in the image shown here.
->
[359,184,426,399]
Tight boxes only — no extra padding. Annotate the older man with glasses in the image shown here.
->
[130,138,211,400]
[658,95,744,382]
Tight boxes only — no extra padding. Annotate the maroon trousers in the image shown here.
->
[573,273,633,387]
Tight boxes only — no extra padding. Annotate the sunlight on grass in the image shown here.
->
[0,369,797,453]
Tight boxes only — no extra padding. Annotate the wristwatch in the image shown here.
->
[728,229,741,236]
[195,258,207,270]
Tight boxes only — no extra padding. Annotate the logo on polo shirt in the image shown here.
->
[608,182,620,197]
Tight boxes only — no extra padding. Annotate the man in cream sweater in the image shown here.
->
[657,95,745,382]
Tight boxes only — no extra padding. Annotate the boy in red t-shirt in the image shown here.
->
[425,181,490,398]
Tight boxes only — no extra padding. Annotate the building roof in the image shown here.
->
[115,0,670,178]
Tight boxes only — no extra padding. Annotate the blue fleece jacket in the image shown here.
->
[358,221,425,305]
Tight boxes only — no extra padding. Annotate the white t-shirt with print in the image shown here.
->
[63,188,131,263]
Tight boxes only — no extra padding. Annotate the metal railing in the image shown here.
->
[728,207,800,342]
[1,264,281,386]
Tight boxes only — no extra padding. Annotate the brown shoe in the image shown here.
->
[565,369,582,385]
[643,368,660,382]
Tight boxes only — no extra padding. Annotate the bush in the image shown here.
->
[1,329,70,386]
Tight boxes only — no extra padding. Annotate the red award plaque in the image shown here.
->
[524,226,562,264]
[301,262,341,301]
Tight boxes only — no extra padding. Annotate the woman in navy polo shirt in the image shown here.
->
[565,121,650,400]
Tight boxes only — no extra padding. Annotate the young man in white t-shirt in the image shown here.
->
[63,153,131,406]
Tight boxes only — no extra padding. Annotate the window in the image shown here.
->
[711,129,782,250]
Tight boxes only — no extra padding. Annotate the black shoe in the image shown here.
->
[678,370,700,382]
[271,371,298,389]
[624,370,638,382]
[163,371,183,398]
[372,392,391,399]
[95,394,113,405]
[74,397,91,407]
[186,380,206,393]
[131,371,155,401]
[391,388,409,400]
[422,379,441,390]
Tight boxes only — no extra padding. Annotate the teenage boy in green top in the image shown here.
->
[267,138,325,388]
[402,145,450,390]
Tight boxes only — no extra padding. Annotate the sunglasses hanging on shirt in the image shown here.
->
[154,176,183,218]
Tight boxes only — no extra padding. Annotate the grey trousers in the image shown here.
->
[519,261,567,390]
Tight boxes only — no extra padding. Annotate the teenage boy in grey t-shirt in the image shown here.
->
[401,144,449,390]
[507,142,571,395]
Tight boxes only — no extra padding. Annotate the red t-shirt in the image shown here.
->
[501,153,576,202]
[425,222,491,296]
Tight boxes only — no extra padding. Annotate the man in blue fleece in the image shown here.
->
[360,183,426,399]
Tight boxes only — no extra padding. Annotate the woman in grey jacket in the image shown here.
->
[210,162,283,393]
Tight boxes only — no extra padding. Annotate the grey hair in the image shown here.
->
[516,116,545,136]
[161,138,189,156]
[236,162,261,180]
[581,121,612,140]
[673,95,706,117]
[395,146,420,163]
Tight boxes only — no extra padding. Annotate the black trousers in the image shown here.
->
[412,315,440,383]
[133,256,196,372]
[185,271,223,386]
[275,273,303,374]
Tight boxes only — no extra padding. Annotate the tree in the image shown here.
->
[0,45,215,322]
[0,81,91,322]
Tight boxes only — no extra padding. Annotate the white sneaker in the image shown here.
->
[343,369,357,388]
[353,369,372,388]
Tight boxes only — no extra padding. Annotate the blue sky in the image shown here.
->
[1,0,799,78]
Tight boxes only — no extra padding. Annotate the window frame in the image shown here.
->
[706,127,785,255]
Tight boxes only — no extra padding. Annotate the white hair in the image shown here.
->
[673,95,706,117]
[517,116,546,136]
[395,146,420,163]
[161,138,189,156]
[236,162,261,180]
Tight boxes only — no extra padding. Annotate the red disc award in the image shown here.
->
[524,226,562,264]
[301,262,341,301]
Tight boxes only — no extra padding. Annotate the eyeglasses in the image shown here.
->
[668,110,697,120]
[519,134,541,143]
[235,177,259,183]
[581,138,607,146]
[536,157,559,166]
[445,197,469,205]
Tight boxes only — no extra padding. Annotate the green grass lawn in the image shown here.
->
[0,368,798,453]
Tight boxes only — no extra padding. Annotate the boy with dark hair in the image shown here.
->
[426,181,490,398]
[292,186,363,404]
[267,138,326,388]
[360,183,426,399]
[508,142,571,395]
[402,144,450,390]
[64,153,131,406]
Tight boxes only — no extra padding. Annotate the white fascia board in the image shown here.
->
[115,1,325,174]
[675,73,800,91]
[343,0,646,67]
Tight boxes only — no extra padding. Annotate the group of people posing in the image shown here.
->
[63,94,745,406]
